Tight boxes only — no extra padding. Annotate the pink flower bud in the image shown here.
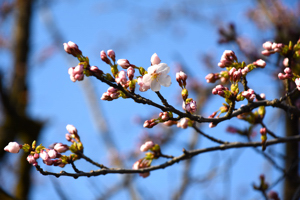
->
[139,172,150,178]
[209,122,216,128]
[63,41,82,57]
[54,143,69,153]
[115,70,128,85]
[260,127,267,135]
[178,118,189,129]
[150,53,161,65]
[132,160,140,170]
[40,150,49,161]
[48,149,57,159]
[295,78,300,90]
[253,59,266,68]
[140,141,155,152]
[107,50,116,62]
[27,155,37,165]
[117,59,130,69]
[278,73,285,80]
[284,67,292,75]
[262,41,273,50]
[127,67,135,80]
[283,58,289,67]
[241,67,249,75]
[100,50,112,65]
[4,142,21,153]
[261,50,272,56]
[44,158,53,166]
[66,124,77,135]
[260,93,266,99]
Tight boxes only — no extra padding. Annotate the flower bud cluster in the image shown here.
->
[228,67,242,82]
[115,70,128,86]
[4,125,85,169]
[176,71,188,88]
[68,64,84,82]
[242,89,256,101]
[261,41,284,56]
[218,50,237,68]
[101,87,120,101]
[278,67,293,80]
[159,112,170,121]
[144,112,172,128]
[212,85,230,98]
[182,98,197,113]
[63,41,82,57]
[100,50,116,65]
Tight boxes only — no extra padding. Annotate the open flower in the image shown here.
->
[142,63,171,91]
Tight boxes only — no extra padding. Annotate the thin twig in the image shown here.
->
[192,124,229,144]
[34,135,300,178]
[76,151,108,169]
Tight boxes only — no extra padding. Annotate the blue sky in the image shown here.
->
[1,0,298,199]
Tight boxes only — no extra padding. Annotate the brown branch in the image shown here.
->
[90,72,300,124]
[192,124,229,144]
[34,134,300,178]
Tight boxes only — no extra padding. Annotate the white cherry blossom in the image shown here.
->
[142,63,171,91]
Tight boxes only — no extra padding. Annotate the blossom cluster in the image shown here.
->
[4,125,83,168]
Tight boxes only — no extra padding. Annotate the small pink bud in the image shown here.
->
[261,50,272,56]
[100,50,112,65]
[54,143,69,153]
[127,67,135,80]
[178,118,189,129]
[139,172,150,178]
[27,155,37,165]
[150,53,161,65]
[253,59,266,68]
[209,122,216,128]
[260,93,266,99]
[140,141,155,152]
[260,127,267,135]
[4,142,21,153]
[107,50,116,62]
[117,59,130,69]
[262,41,273,50]
[66,124,77,135]
[283,58,289,67]
[132,160,140,170]
[48,149,57,159]
[284,67,292,74]
[40,150,49,161]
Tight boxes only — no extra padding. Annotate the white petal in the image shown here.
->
[157,63,170,75]
[147,65,157,75]
[142,74,152,86]
[158,75,171,87]
[151,80,161,91]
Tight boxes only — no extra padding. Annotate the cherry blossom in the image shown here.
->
[142,63,171,91]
